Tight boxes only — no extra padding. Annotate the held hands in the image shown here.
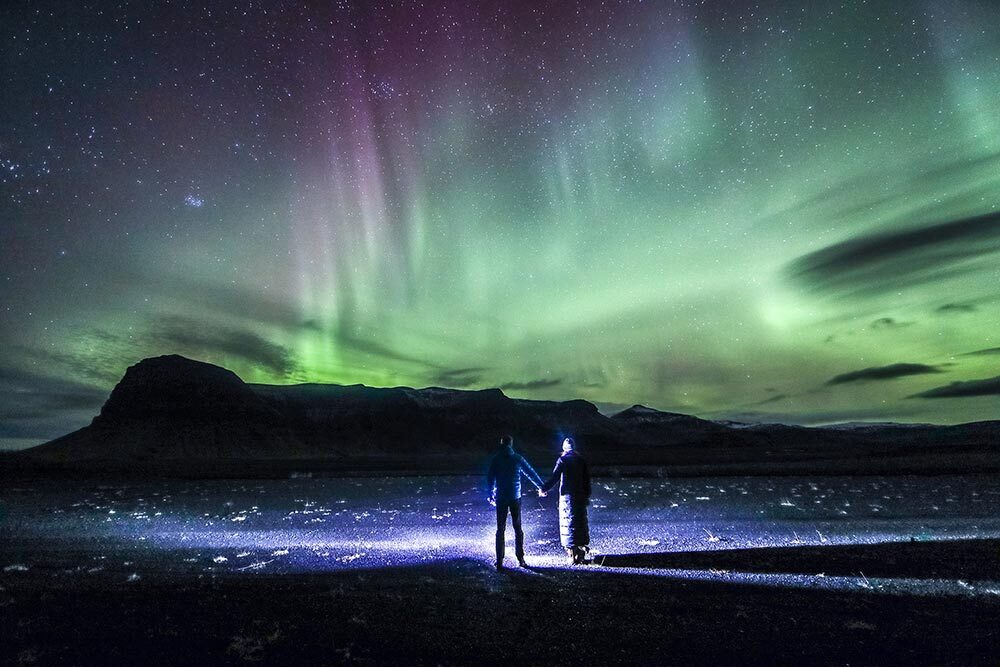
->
[487,495,497,507]
[538,489,547,497]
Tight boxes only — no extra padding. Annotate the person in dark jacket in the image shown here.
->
[486,434,544,570]
[539,437,591,564]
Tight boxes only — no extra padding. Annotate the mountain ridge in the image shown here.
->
[9,354,1000,476]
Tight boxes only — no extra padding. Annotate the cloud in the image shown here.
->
[909,376,1000,399]
[936,303,977,314]
[912,148,1000,185]
[17,345,126,385]
[713,405,927,426]
[786,210,1000,296]
[0,393,103,420]
[963,347,1000,356]
[429,367,486,388]
[826,363,942,386]
[151,317,296,376]
[120,269,308,331]
[0,366,108,449]
[759,151,1000,231]
[0,366,107,419]
[500,378,563,391]
[870,317,912,330]
[752,393,788,406]
[297,317,440,369]
[333,333,432,368]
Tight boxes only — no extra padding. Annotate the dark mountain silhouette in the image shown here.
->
[8,355,1000,476]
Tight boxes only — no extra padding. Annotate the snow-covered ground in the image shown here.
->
[3,474,1000,596]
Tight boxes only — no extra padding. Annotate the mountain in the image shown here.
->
[23,355,307,463]
[8,355,1000,476]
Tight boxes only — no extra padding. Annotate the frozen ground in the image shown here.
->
[3,474,1000,664]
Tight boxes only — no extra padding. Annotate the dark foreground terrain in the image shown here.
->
[3,475,1000,665]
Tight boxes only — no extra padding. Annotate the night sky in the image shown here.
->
[2,1,999,449]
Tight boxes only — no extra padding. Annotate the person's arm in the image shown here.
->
[485,458,497,503]
[582,457,592,499]
[540,458,563,494]
[519,456,545,490]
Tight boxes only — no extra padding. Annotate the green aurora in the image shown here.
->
[2,1,999,449]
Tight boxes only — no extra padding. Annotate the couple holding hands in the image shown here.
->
[486,434,592,570]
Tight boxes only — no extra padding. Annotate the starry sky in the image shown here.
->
[2,0,1000,449]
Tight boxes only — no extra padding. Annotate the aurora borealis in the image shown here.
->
[2,1,999,449]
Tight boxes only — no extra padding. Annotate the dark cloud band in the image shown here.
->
[826,363,941,385]
[910,376,1000,399]
[962,347,1000,357]
[787,211,1000,296]
[152,317,296,376]
[430,367,487,388]
[500,379,562,391]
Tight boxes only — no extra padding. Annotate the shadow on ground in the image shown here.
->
[598,538,1000,580]
[4,544,1000,665]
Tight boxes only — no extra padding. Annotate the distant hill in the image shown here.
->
[7,355,1000,476]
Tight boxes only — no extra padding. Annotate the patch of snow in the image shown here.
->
[237,559,274,571]
[337,553,366,564]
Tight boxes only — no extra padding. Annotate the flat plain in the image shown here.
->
[3,474,999,665]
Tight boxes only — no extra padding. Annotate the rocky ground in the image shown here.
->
[3,474,999,665]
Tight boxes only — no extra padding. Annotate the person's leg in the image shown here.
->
[495,501,508,567]
[579,502,591,563]
[573,499,590,564]
[510,498,525,564]
[559,495,575,564]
